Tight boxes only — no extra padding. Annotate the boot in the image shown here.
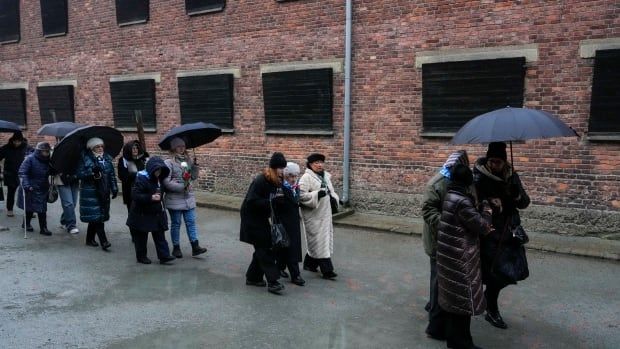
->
[172,245,183,258]
[38,214,52,236]
[191,240,207,256]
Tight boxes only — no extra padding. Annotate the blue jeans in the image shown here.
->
[59,182,79,230]
[168,208,199,246]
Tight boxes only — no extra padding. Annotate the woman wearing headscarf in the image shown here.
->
[298,153,339,280]
[240,152,288,295]
[0,132,32,217]
[17,142,52,235]
[76,137,118,250]
[162,137,207,258]
[118,140,149,242]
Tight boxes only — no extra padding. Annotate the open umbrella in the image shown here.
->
[0,120,21,133]
[50,125,124,174]
[158,122,222,150]
[37,121,85,138]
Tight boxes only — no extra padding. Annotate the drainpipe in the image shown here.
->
[342,0,352,204]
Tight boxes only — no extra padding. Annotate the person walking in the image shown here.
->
[54,144,81,235]
[298,153,339,280]
[117,140,149,242]
[126,156,175,265]
[76,137,118,250]
[437,164,493,349]
[240,152,288,295]
[473,142,530,330]
[162,137,207,258]
[17,142,52,235]
[421,150,470,341]
[0,132,32,217]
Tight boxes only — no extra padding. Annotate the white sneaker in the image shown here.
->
[69,228,79,235]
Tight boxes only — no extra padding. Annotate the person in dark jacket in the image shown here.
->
[437,164,493,349]
[0,132,32,217]
[117,140,149,242]
[76,137,118,251]
[473,142,530,330]
[275,161,305,286]
[240,152,288,295]
[126,156,175,265]
[17,142,52,235]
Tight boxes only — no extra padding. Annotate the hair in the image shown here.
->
[262,167,282,186]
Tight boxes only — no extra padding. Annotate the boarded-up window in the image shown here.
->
[185,0,225,15]
[589,49,620,134]
[422,58,526,133]
[178,74,234,129]
[262,68,333,131]
[110,79,156,129]
[41,0,68,37]
[0,0,20,43]
[37,86,75,124]
[0,89,27,126]
[115,0,149,25]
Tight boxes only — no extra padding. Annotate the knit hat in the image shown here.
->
[439,150,470,179]
[269,152,287,169]
[451,164,473,187]
[283,162,300,176]
[486,142,507,161]
[86,137,104,150]
[35,142,51,151]
[169,137,185,149]
[10,131,24,142]
[307,153,326,164]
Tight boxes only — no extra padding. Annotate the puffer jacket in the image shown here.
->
[437,185,492,316]
[162,155,198,211]
[17,151,50,213]
[76,151,118,223]
[126,157,169,233]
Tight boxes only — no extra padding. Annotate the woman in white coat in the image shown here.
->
[299,153,339,280]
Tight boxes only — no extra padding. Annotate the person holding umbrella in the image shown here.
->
[0,132,33,217]
[76,137,118,250]
[117,140,149,242]
[17,142,52,235]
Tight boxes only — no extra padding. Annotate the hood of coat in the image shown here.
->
[474,157,512,182]
[144,156,169,180]
[122,140,148,161]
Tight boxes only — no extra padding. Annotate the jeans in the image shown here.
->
[58,182,79,230]
[168,208,199,246]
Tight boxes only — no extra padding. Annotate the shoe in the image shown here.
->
[69,227,79,235]
[291,276,306,286]
[424,301,431,312]
[485,311,508,329]
[267,282,285,294]
[191,240,207,256]
[85,240,99,247]
[279,270,289,278]
[425,329,446,341]
[159,255,176,264]
[21,223,34,232]
[137,257,152,264]
[246,279,267,287]
[172,245,183,258]
[322,271,338,280]
[6,210,14,217]
[101,241,111,251]
[303,265,318,272]
[39,228,52,236]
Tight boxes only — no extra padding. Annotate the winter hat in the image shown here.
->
[86,137,104,150]
[35,142,51,151]
[269,152,287,169]
[169,137,186,149]
[283,162,300,176]
[306,153,326,164]
[486,142,507,161]
[451,164,473,187]
[9,131,24,142]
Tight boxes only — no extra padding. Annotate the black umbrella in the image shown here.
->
[37,121,85,138]
[0,120,21,133]
[158,122,222,150]
[50,125,124,174]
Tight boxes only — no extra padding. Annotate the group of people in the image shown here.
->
[422,142,530,349]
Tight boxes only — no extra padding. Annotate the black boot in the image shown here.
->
[172,245,183,258]
[191,240,207,256]
[22,212,34,232]
[38,214,52,236]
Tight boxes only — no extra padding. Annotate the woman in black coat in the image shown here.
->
[126,156,175,265]
[0,132,32,217]
[117,140,149,242]
[17,142,52,235]
[240,152,288,295]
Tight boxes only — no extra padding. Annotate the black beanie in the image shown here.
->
[306,153,326,164]
[486,142,507,161]
[451,164,473,187]
[269,152,287,169]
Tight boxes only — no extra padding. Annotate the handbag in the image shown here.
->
[511,224,529,245]
[330,195,339,213]
[491,218,529,284]
[269,196,290,250]
[47,175,59,204]
[0,183,4,202]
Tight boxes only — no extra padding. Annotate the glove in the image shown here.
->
[27,186,34,192]
[111,191,118,199]
[317,189,327,199]
[92,165,102,175]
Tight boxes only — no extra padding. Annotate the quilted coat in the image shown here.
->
[76,151,118,223]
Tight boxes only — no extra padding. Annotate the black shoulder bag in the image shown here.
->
[269,196,290,250]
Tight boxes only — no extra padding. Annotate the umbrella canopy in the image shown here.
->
[0,120,21,133]
[158,122,222,150]
[37,121,85,138]
[451,107,579,144]
[50,125,124,174]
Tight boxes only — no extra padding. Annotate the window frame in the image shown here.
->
[0,88,27,127]
[0,0,20,44]
[40,0,68,37]
[115,0,150,27]
[37,85,75,124]
[109,79,157,132]
[185,0,226,16]
[587,49,620,140]
[177,74,235,131]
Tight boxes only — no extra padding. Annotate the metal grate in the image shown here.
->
[37,86,75,124]
[589,49,620,134]
[178,74,234,129]
[110,79,156,129]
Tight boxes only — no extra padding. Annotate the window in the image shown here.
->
[109,79,156,130]
[0,0,20,43]
[262,68,333,132]
[0,89,27,126]
[422,58,525,133]
[37,86,75,124]
[41,0,68,37]
[115,0,149,26]
[588,49,620,134]
[178,74,234,129]
[185,0,225,16]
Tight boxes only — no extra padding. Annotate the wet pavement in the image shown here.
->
[0,200,618,349]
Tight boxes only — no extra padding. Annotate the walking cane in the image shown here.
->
[21,178,27,239]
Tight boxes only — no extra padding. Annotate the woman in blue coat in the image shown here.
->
[17,142,52,235]
[76,137,118,250]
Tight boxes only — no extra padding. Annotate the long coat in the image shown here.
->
[299,168,339,259]
[0,140,32,187]
[273,185,303,262]
[162,155,197,211]
[437,185,492,316]
[17,151,50,213]
[126,157,169,233]
[76,151,118,223]
[240,173,279,248]
[421,173,449,257]
[117,141,149,206]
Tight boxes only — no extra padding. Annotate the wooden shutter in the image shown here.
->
[422,58,525,133]
[0,89,27,126]
[110,80,156,129]
[41,0,68,36]
[115,0,149,25]
[0,0,20,43]
[37,86,75,124]
[178,74,234,129]
[589,49,620,134]
[185,0,225,15]
[263,68,333,131]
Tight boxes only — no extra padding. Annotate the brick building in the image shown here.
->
[1,0,619,235]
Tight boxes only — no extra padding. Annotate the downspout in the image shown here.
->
[342,0,352,204]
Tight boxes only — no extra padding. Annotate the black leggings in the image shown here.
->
[86,222,108,244]
[485,279,508,314]
[6,185,17,211]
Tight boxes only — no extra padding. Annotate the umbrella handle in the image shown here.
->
[192,148,198,166]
